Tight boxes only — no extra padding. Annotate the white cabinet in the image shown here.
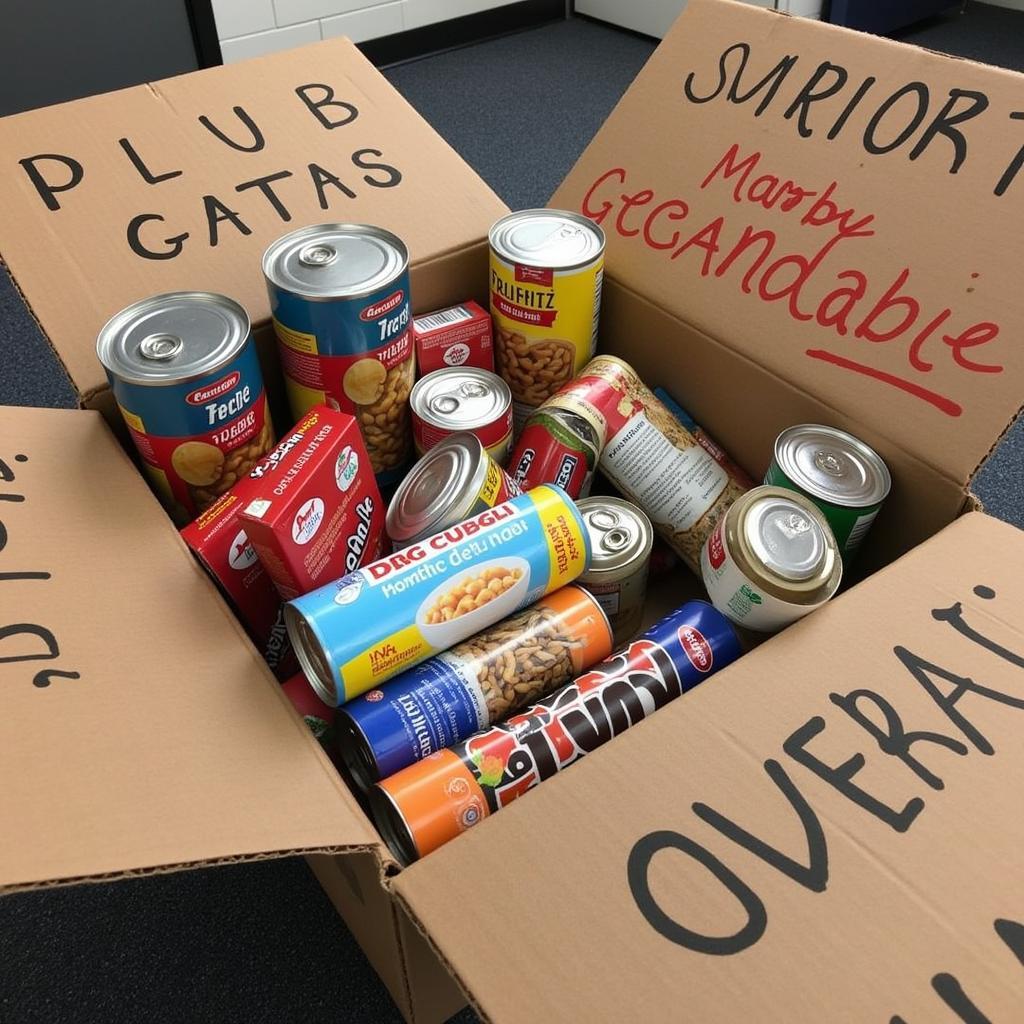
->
[574,0,821,39]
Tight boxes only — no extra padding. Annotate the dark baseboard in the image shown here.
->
[358,0,566,68]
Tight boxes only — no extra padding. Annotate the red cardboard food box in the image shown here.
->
[238,406,385,599]
[181,476,297,681]
[412,300,494,374]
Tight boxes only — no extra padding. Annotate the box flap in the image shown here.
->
[395,511,1024,1021]
[553,0,1024,486]
[0,38,505,401]
[0,406,379,893]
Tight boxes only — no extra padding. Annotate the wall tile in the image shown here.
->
[220,20,323,63]
[321,2,404,42]
[212,0,277,38]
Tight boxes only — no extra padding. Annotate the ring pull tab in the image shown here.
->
[460,381,487,399]
[601,527,631,554]
[139,333,183,361]
[298,243,337,267]
[813,449,845,478]
[432,395,460,415]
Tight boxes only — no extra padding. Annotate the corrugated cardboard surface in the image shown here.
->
[0,407,379,891]
[395,512,1024,1021]
[0,37,505,401]
[553,0,1024,486]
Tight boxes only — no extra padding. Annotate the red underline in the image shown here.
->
[805,350,962,418]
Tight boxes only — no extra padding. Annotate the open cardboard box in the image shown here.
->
[2,2,1023,1021]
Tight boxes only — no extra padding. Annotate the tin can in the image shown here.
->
[412,300,494,375]
[97,291,273,524]
[385,433,522,550]
[508,402,604,499]
[337,586,613,788]
[410,368,513,464]
[369,600,740,864]
[576,497,654,645]
[286,484,591,706]
[550,355,748,574]
[281,671,337,757]
[489,209,605,430]
[765,425,891,561]
[701,485,842,633]
[263,223,414,486]
[238,406,385,600]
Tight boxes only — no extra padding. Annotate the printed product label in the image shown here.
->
[700,522,807,632]
[509,414,596,498]
[289,487,588,703]
[491,252,603,421]
[113,339,271,522]
[602,412,728,533]
[413,302,495,376]
[412,411,512,459]
[270,270,414,484]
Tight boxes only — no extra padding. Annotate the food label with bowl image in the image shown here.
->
[285,485,590,706]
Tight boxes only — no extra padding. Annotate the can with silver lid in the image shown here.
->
[765,424,891,561]
[386,432,522,550]
[263,223,414,486]
[700,486,842,633]
[96,291,273,524]
[489,209,605,430]
[410,368,513,464]
[576,497,654,644]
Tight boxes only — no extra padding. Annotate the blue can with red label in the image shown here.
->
[97,291,273,525]
[263,223,414,487]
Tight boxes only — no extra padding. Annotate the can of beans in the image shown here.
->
[97,291,274,525]
[489,209,605,431]
[336,586,612,788]
[765,425,891,562]
[701,485,842,633]
[386,433,522,550]
[369,600,740,864]
[576,497,653,645]
[285,484,591,706]
[263,224,414,487]
[410,368,513,464]
[551,355,748,574]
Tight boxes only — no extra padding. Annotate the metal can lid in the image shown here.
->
[369,784,420,866]
[774,424,891,508]
[386,432,488,546]
[262,223,409,300]
[577,497,653,577]
[283,603,338,706]
[489,209,605,271]
[96,291,251,387]
[740,490,832,584]
[410,368,512,432]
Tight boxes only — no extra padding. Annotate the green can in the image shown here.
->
[765,425,891,561]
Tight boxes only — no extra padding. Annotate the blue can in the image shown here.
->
[96,291,273,524]
[336,586,613,788]
[263,224,414,487]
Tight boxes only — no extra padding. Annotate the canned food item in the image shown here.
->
[281,671,337,758]
[286,484,591,706]
[263,224,414,486]
[97,291,273,524]
[548,355,748,573]
[410,368,513,464]
[412,300,494,375]
[576,498,654,644]
[337,587,612,788]
[370,600,740,864]
[508,401,604,499]
[765,425,891,561]
[654,387,756,490]
[238,406,385,600]
[489,209,605,429]
[701,486,842,633]
[385,433,522,550]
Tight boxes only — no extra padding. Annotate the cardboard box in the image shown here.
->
[2,4,1024,1023]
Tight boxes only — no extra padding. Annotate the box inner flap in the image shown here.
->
[552,0,1024,486]
[395,511,1024,1022]
[0,406,379,892]
[0,36,506,400]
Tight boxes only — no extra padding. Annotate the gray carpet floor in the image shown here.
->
[1,8,1021,1024]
